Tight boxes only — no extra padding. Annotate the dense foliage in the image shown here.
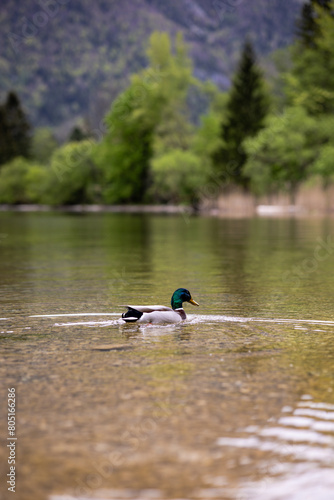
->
[1,1,334,206]
[0,92,31,166]
[245,0,334,197]
[212,40,270,188]
[93,32,206,204]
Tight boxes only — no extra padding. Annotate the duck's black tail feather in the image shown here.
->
[122,307,143,322]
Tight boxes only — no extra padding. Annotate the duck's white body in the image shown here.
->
[123,305,186,324]
[121,288,199,324]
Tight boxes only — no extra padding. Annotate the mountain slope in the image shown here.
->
[0,0,303,129]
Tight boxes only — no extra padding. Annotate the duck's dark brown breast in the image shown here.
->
[175,309,186,320]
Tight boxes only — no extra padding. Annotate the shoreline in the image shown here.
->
[0,204,195,214]
[2,184,334,217]
[0,203,333,217]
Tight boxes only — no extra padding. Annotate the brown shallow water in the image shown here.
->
[1,212,334,500]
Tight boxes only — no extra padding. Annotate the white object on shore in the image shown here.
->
[256,205,303,216]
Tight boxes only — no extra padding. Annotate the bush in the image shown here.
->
[313,144,334,188]
[31,127,58,164]
[243,107,318,198]
[46,140,101,205]
[151,149,206,204]
[25,164,51,203]
[0,157,31,204]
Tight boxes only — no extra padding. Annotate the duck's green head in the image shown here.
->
[171,288,199,310]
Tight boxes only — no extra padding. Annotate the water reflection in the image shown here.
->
[1,213,334,500]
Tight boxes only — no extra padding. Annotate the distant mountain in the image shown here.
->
[0,0,304,131]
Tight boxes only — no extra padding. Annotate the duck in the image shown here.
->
[121,288,199,324]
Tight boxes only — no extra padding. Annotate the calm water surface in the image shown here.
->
[1,212,334,500]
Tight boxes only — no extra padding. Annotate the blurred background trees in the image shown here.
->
[246,0,334,196]
[212,40,270,188]
[1,0,334,206]
[93,32,207,205]
[0,91,31,167]
[0,0,302,129]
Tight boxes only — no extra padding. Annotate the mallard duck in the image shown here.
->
[121,288,199,324]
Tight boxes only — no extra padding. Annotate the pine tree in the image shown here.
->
[0,91,31,166]
[296,0,331,48]
[0,107,9,167]
[68,126,88,142]
[213,40,270,188]
[289,0,334,114]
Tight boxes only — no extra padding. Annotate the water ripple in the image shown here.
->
[27,312,334,329]
[217,395,334,498]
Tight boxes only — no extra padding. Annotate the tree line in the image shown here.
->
[0,0,333,206]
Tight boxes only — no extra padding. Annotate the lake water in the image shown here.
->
[1,212,334,500]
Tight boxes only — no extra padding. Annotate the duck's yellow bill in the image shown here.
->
[189,298,199,306]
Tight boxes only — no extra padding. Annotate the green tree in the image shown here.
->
[212,40,270,188]
[313,144,334,188]
[311,115,334,187]
[68,120,92,142]
[46,141,101,205]
[0,92,31,166]
[191,90,228,193]
[296,0,331,48]
[25,164,51,204]
[150,32,195,156]
[0,140,103,206]
[94,32,197,204]
[287,0,334,114]
[94,85,155,203]
[151,149,205,204]
[31,128,58,164]
[243,107,319,201]
[0,157,31,204]
[193,112,222,163]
